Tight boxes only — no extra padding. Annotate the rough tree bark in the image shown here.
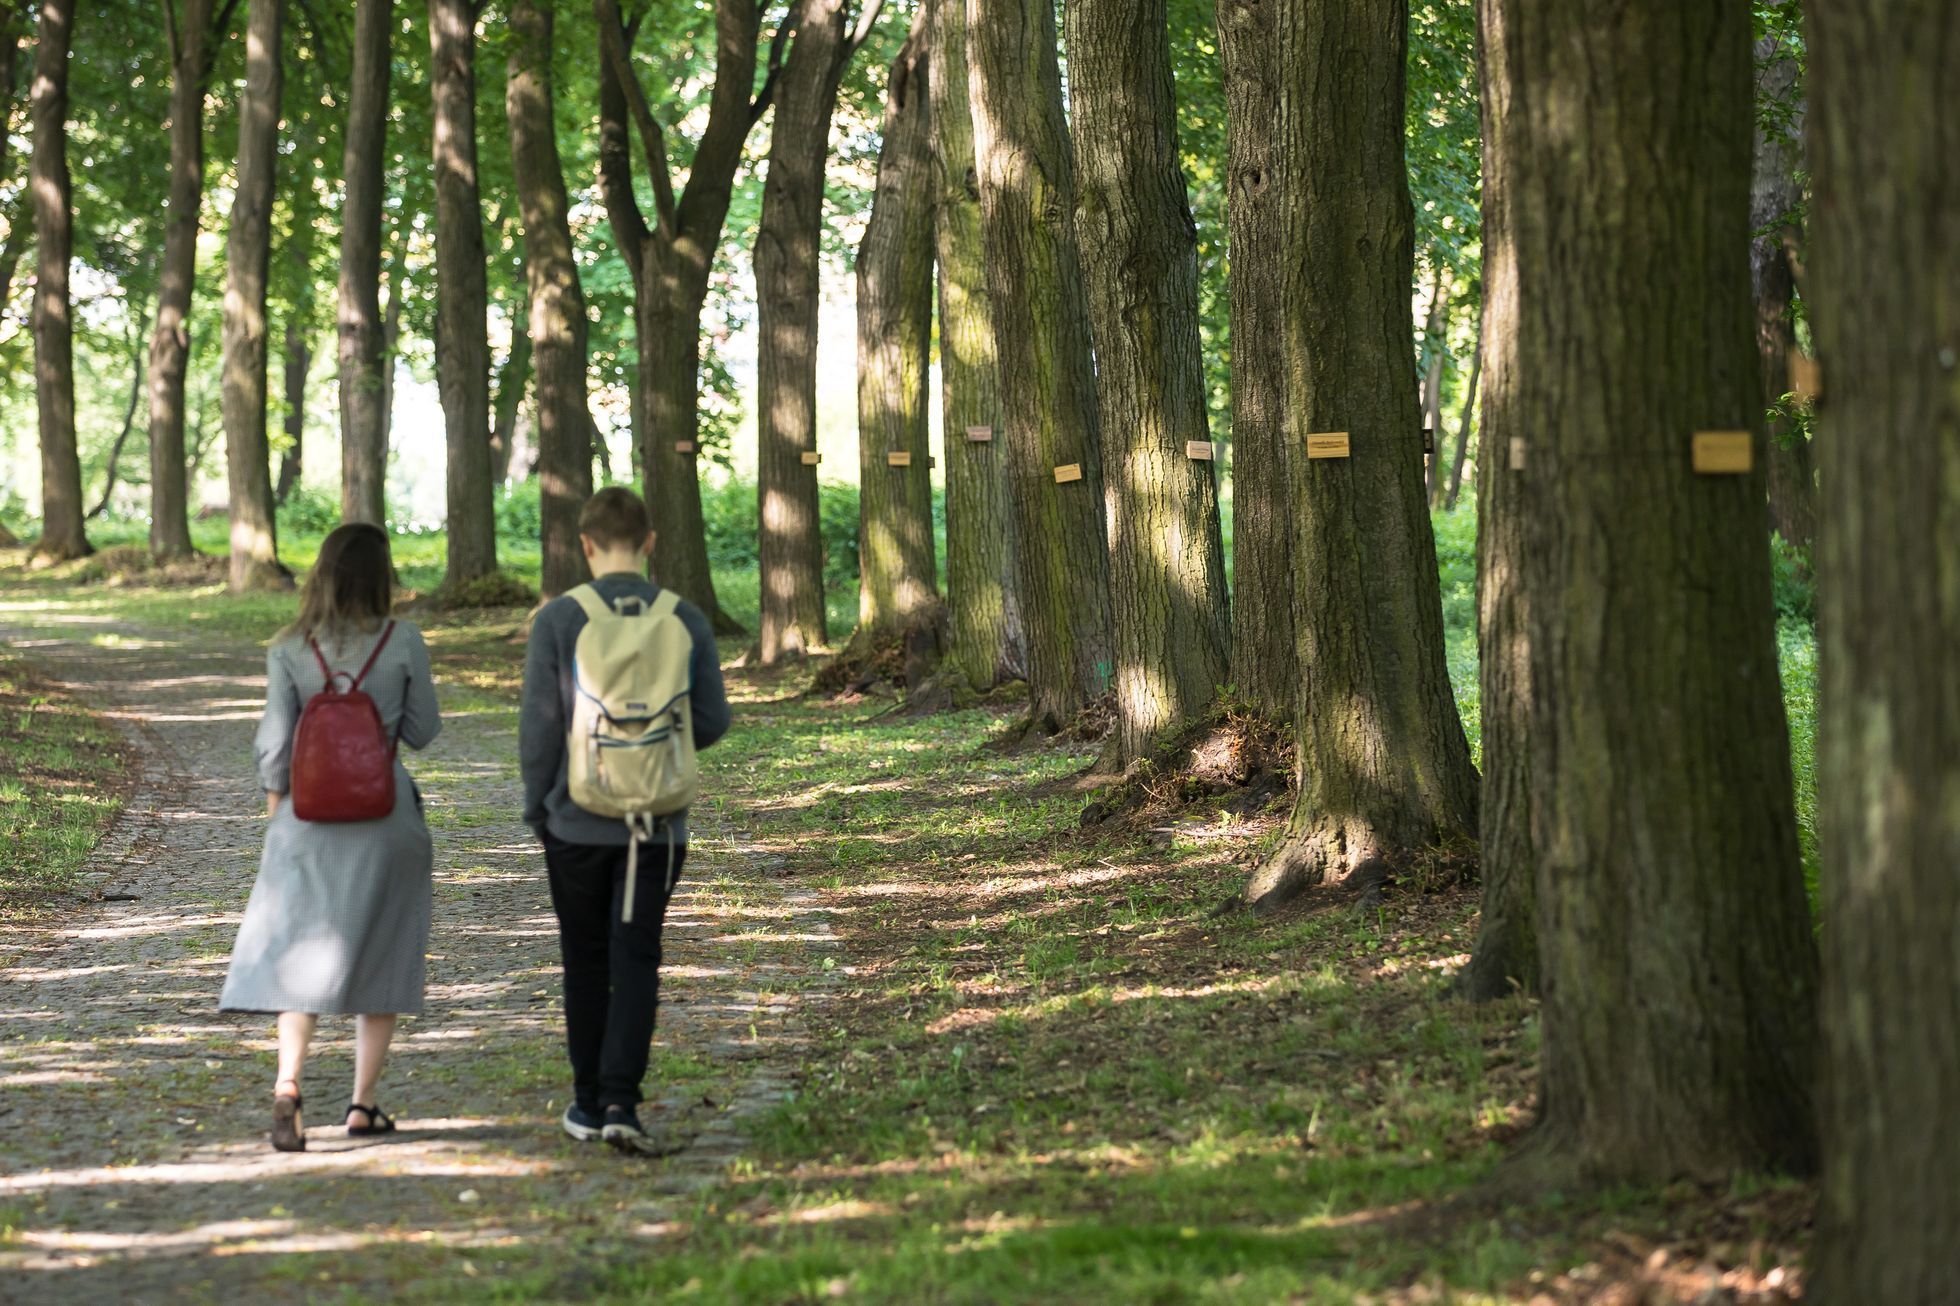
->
[1439,324,1479,510]
[429,0,498,590]
[273,318,308,506]
[1242,0,1476,911]
[930,0,1020,692]
[853,9,937,643]
[147,0,231,560]
[595,0,770,633]
[1217,0,1292,721]
[509,0,592,598]
[1807,2,1960,1298]
[1483,0,1817,1183]
[965,0,1112,732]
[754,0,882,664]
[1457,134,1532,999]
[1418,267,1451,500]
[1749,28,1814,551]
[337,0,391,526]
[1064,0,1231,767]
[222,0,285,591]
[29,0,89,561]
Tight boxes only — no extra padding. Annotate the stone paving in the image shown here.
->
[0,609,831,1301]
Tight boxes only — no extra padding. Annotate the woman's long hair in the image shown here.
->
[278,523,394,645]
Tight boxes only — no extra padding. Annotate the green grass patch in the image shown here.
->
[0,655,131,914]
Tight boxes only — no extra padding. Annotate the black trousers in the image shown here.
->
[541,831,686,1111]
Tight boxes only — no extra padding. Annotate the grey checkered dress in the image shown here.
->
[220,621,442,1015]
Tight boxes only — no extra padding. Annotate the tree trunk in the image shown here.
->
[930,0,1020,692]
[147,0,218,560]
[1458,246,1532,998]
[1242,0,1476,911]
[490,306,530,486]
[91,304,154,520]
[1217,0,1292,721]
[1807,2,1960,1297]
[1749,31,1814,551]
[221,0,285,591]
[274,318,308,505]
[29,0,89,561]
[754,0,864,664]
[509,0,592,598]
[964,0,1112,732]
[1483,0,1817,1183]
[429,0,498,589]
[596,0,763,633]
[1064,0,1231,767]
[1418,267,1451,500]
[1440,326,1479,511]
[336,0,391,526]
[853,10,937,641]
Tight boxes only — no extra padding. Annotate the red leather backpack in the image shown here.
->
[289,621,399,823]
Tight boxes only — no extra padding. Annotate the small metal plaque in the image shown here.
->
[887,451,912,467]
[1788,349,1821,400]
[1422,427,1435,456]
[1508,437,1525,471]
[800,451,821,466]
[1692,430,1753,474]
[965,425,994,442]
[1053,463,1083,484]
[927,456,937,469]
[1186,440,1215,461]
[673,440,695,454]
[1306,431,1350,460]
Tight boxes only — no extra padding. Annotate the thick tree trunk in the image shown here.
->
[1064,0,1230,767]
[337,0,391,526]
[1243,0,1476,911]
[1458,211,1532,1000]
[964,0,1112,732]
[490,308,530,486]
[29,0,89,561]
[1217,0,1292,721]
[596,0,761,633]
[754,0,863,664]
[930,0,1020,692]
[509,0,592,598]
[1482,0,1817,1183]
[1807,3,1960,1298]
[221,0,285,591]
[1440,327,1479,511]
[853,12,937,642]
[91,306,154,520]
[147,0,218,560]
[1749,33,1814,551]
[274,318,308,506]
[429,0,497,589]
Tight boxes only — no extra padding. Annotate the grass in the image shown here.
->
[0,511,1820,1300]
[0,654,132,915]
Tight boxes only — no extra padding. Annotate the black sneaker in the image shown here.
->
[601,1104,670,1156]
[561,1103,604,1142]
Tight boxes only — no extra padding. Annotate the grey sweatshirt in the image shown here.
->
[519,574,731,846]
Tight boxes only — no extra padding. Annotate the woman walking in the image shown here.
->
[220,522,442,1151]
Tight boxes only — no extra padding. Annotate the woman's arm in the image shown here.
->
[255,645,301,796]
[397,626,443,751]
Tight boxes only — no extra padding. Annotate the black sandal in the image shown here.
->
[345,1103,396,1137]
[271,1090,305,1153]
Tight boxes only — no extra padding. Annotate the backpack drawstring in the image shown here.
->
[620,812,673,924]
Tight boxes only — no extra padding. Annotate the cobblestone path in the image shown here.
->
[0,610,831,1302]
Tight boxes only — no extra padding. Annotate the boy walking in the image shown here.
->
[520,487,731,1154]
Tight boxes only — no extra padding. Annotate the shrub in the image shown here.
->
[277,486,342,536]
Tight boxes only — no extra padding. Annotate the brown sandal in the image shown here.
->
[271,1089,305,1152]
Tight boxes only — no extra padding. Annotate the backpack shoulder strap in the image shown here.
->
[349,620,396,691]
[648,589,682,623]
[567,584,611,625]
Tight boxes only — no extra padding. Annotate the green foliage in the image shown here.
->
[1769,535,1815,624]
[493,480,544,544]
[0,657,128,915]
[275,485,342,538]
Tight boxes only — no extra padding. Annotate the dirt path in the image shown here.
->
[0,610,831,1301]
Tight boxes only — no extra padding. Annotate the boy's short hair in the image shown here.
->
[579,486,651,550]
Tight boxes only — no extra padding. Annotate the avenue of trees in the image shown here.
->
[0,0,1950,1294]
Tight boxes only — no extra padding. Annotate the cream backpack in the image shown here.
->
[564,584,699,921]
